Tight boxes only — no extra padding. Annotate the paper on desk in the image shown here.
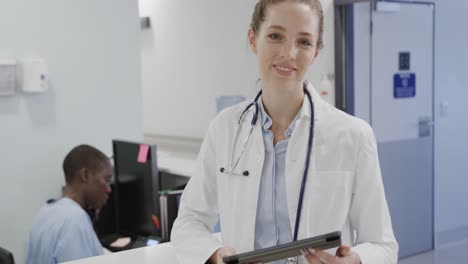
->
[110,237,131,248]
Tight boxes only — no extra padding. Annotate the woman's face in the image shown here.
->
[249,1,320,89]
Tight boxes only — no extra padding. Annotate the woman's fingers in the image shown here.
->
[302,249,338,264]
[335,245,351,257]
[302,250,323,264]
[216,247,237,264]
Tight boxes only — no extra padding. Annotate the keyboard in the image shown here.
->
[132,236,148,249]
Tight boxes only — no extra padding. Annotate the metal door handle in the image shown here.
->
[419,120,434,126]
[419,117,434,138]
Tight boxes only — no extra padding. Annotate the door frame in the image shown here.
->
[333,0,436,253]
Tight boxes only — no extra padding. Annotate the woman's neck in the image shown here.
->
[261,82,304,140]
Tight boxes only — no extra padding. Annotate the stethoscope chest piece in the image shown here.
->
[219,167,249,176]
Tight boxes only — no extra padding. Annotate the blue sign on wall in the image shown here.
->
[394,73,416,98]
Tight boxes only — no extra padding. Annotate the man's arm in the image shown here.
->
[53,218,103,263]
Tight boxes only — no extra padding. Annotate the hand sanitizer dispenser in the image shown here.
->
[19,58,48,93]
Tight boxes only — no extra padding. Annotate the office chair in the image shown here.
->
[0,247,14,264]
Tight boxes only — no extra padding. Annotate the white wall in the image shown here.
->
[140,0,335,139]
[433,0,468,246]
[0,0,143,262]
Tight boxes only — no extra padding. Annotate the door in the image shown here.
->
[371,1,434,258]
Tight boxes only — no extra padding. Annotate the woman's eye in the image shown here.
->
[268,33,281,40]
[299,39,312,46]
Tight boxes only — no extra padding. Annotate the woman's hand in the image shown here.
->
[302,246,361,264]
[209,246,237,264]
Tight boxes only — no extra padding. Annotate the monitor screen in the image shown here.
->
[112,140,161,237]
[146,239,160,246]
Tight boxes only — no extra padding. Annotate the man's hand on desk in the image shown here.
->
[209,246,236,264]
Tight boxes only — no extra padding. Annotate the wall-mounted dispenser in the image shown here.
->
[19,58,48,93]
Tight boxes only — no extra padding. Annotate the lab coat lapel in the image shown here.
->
[285,84,323,238]
[285,118,310,237]
[237,111,265,252]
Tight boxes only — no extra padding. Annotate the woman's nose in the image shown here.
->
[280,42,297,60]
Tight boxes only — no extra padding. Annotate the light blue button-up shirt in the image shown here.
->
[254,99,302,263]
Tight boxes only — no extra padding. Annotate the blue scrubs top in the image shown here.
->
[26,197,103,264]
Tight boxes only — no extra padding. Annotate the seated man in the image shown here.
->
[26,144,112,264]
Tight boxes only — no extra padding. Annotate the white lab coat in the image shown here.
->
[171,82,398,264]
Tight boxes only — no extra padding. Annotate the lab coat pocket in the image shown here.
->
[305,171,353,233]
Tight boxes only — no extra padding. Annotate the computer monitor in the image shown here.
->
[112,140,161,238]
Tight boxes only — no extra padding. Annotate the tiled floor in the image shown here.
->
[398,240,468,264]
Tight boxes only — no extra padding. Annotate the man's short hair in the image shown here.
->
[62,144,110,184]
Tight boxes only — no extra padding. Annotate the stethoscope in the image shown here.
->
[220,82,315,246]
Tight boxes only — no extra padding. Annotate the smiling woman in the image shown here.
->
[170,1,398,264]
[247,1,323,139]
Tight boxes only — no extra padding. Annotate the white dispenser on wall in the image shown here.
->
[19,58,48,93]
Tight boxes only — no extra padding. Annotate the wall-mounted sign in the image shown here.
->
[394,73,416,98]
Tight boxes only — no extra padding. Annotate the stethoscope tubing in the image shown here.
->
[221,84,315,242]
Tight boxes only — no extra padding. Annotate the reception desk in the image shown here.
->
[63,242,178,264]
[64,233,222,264]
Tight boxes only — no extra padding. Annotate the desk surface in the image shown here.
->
[157,149,197,178]
[157,150,197,177]
[63,242,178,264]
[63,233,222,264]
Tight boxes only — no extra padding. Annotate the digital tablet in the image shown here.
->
[222,231,341,264]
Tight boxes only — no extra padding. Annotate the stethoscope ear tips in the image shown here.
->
[243,171,249,176]
[220,167,225,173]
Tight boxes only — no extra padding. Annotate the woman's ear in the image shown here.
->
[248,28,258,54]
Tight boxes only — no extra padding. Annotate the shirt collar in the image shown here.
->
[257,80,320,122]
[259,97,302,139]
[259,100,271,130]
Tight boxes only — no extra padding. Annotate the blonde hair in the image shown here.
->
[250,0,324,49]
